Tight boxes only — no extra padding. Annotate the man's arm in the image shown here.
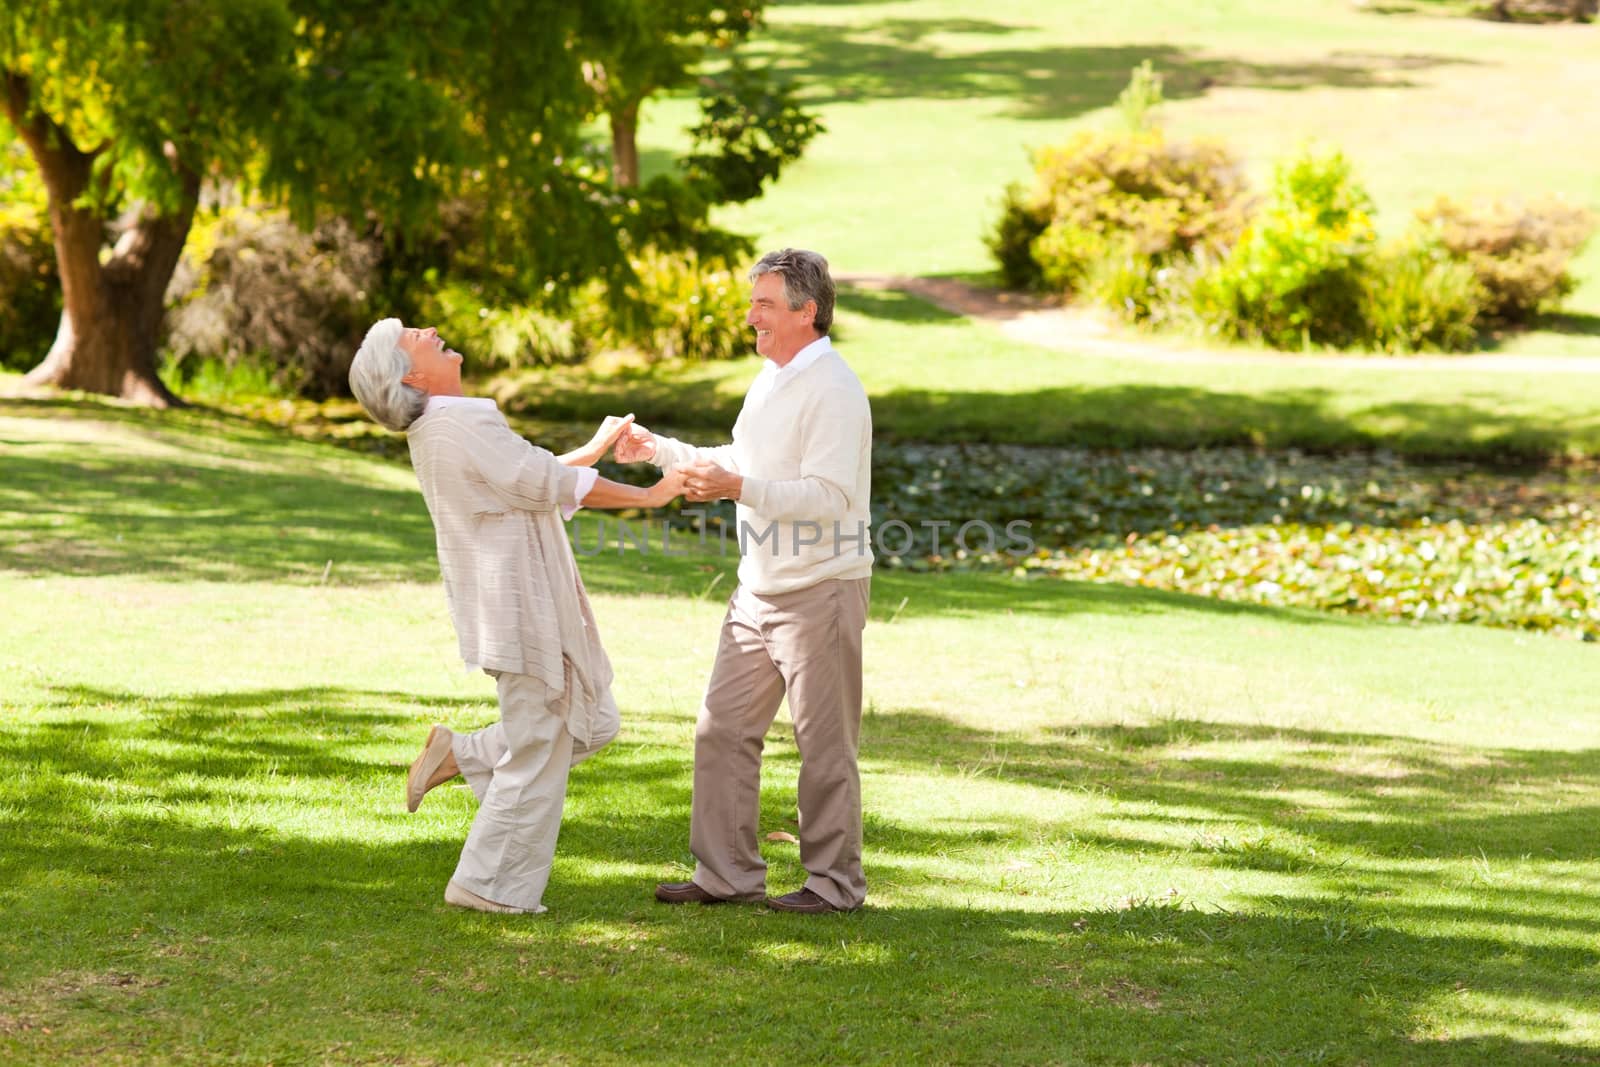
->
[614,419,738,474]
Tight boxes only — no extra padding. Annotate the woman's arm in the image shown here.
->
[582,467,687,510]
[559,414,635,467]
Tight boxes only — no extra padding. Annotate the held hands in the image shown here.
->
[678,460,742,503]
[612,419,658,464]
[643,465,688,508]
[572,414,635,467]
[582,415,729,504]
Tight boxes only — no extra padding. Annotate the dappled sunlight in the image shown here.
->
[4,394,1598,1060]
[1,408,437,584]
[748,938,894,966]
[1411,988,1600,1048]
[754,16,1476,119]
[5,0,1600,1057]
[5,671,1599,1060]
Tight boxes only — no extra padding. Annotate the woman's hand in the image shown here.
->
[613,420,657,464]
[644,466,688,508]
[562,414,635,467]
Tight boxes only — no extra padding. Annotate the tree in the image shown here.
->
[582,1,763,189]
[0,0,635,406]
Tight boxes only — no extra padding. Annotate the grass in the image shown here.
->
[487,285,1600,460]
[640,0,1600,357]
[5,397,1600,1064]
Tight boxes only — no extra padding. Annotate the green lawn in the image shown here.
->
[7,4,1599,1060]
[4,398,1599,1063]
[641,0,1600,357]
[495,285,1600,460]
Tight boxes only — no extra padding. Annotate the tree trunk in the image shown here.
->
[611,98,641,188]
[23,192,197,408]
[4,69,191,407]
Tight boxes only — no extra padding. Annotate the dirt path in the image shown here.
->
[837,272,1600,373]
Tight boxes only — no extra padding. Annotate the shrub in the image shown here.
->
[165,206,381,398]
[1032,219,1111,294]
[416,282,584,371]
[424,248,750,372]
[1023,129,1249,298]
[1083,239,1157,321]
[986,64,1247,306]
[0,148,59,373]
[1190,150,1377,349]
[1360,238,1485,353]
[1416,195,1596,323]
[985,184,1051,291]
[617,248,749,362]
[1116,60,1164,133]
[1087,242,1208,329]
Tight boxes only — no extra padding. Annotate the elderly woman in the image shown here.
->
[349,318,683,915]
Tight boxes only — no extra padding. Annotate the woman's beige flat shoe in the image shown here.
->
[444,880,545,915]
[405,724,456,812]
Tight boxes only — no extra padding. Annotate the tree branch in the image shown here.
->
[2,67,93,201]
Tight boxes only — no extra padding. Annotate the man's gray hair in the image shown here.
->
[750,248,834,335]
[349,318,426,432]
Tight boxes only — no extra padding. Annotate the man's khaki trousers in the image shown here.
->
[690,577,870,909]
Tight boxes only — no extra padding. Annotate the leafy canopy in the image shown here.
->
[0,0,696,284]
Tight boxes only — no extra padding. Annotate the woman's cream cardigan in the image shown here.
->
[407,399,613,744]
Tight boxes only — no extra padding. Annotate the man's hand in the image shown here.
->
[678,460,743,502]
[562,414,634,467]
[644,466,688,508]
[613,421,657,464]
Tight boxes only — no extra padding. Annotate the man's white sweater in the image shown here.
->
[651,337,873,595]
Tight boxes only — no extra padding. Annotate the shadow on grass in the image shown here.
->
[0,449,437,582]
[571,546,1351,628]
[865,567,1351,625]
[1357,0,1482,16]
[836,285,968,326]
[869,382,1600,460]
[8,388,1590,604]
[756,23,1478,121]
[517,373,1600,463]
[500,355,1600,460]
[1526,310,1600,339]
[864,709,1600,865]
[0,394,1354,629]
[3,685,478,791]
[2,693,1596,1062]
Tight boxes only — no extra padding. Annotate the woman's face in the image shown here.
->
[398,325,464,395]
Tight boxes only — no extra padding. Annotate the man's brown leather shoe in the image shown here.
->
[654,880,732,905]
[765,887,853,914]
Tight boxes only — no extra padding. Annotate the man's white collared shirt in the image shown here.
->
[744,335,832,411]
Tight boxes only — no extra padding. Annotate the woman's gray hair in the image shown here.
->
[750,248,835,335]
[349,318,426,432]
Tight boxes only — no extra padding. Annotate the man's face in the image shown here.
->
[745,272,815,364]
[398,325,464,394]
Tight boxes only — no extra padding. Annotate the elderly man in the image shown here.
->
[613,249,874,914]
[349,319,683,915]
